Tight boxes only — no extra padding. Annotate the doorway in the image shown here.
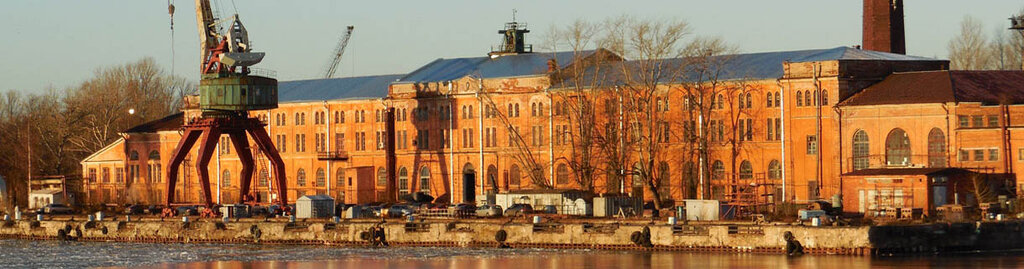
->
[462,163,476,204]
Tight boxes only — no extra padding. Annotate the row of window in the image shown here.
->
[957,115,1000,128]
[709,160,783,180]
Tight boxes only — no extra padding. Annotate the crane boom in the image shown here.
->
[322,26,355,79]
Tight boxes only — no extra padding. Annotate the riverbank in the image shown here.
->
[2,217,1022,256]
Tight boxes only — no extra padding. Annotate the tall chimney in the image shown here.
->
[863,0,905,54]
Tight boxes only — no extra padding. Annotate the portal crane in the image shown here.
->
[163,0,289,217]
[321,26,354,79]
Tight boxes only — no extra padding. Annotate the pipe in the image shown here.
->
[478,78,485,203]
[776,78,787,203]
[448,82,455,204]
[549,91,555,186]
[324,101,331,195]
[216,135,221,204]
[813,63,822,199]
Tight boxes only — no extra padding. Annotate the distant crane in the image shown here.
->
[321,26,354,79]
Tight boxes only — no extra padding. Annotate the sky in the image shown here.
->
[2,0,1023,93]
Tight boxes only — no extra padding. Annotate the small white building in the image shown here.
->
[296,195,335,218]
[29,189,64,209]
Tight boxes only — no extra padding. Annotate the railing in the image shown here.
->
[845,154,998,174]
[316,150,349,160]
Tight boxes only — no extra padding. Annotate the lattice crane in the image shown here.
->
[321,26,354,79]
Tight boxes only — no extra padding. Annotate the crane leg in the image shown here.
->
[248,126,288,210]
[229,129,256,204]
[163,128,202,216]
[195,127,221,217]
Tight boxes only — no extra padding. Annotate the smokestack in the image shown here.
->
[862,0,905,54]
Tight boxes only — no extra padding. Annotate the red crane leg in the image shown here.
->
[228,130,255,203]
[165,129,203,206]
[247,127,288,207]
[195,127,222,208]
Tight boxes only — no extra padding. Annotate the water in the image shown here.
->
[2,239,1024,268]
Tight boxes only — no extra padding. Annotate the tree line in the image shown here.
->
[0,58,191,209]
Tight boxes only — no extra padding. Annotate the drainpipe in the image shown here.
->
[618,86,625,194]
[941,103,951,168]
[266,112,274,203]
[549,90,555,187]
[697,112,704,200]
[776,78,787,203]
[813,63,822,199]
[1002,104,1013,174]
[448,82,455,204]
[834,105,843,203]
[324,101,331,195]
[216,138,221,204]
[478,78,485,203]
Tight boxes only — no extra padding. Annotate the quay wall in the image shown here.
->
[2,218,1022,256]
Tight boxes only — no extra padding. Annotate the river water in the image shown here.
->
[2,239,1023,268]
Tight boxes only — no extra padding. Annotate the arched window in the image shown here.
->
[885,128,911,166]
[222,170,231,187]
[774,91,780,107]
[796,91,803,107]
[766,92,773,107]
[739,161,752,179]
[336,168,346,187]
[556,164,569,185]
[377,168,386,186]
[258,169,269,187]
[398,167,409,195]
[853,130,870,170]
[509,164,521,188]
[294,169,306,187]
[712,161,725,180]
[514,103,520,117]
[531,103,537,116]
[804,90,812,107]
[129,151,140,160]
[419,166,431,194]
[316,168,326,187]
[745,93,752,108]
[148,151,160,160]
[812,90,818,106]
[821,90,829,105]
[716,94,724,109]
[928,128,947,168]
[737,94,744,109]
[768,160,781,179]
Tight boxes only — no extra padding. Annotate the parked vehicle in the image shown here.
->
[475,204,503,217]
[448,203,476,217]
[250,205,269,217]
[146,205,165,215]
[176,206,199,216]
[542,205,558,214]
[37,204,74,215]
[387,204,416,218]
[504,204,534,217]
[124,204,147,215]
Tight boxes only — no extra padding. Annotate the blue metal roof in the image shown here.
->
[278,74,404,102]
[556,47,944,88]
[397,51,588,83]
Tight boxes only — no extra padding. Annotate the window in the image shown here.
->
[807,135,818,155]
[258,169,269,187]
[804,90,811,107]
[419,166,430,194]
[989,149,999,161]
[885,128,910,166]
[296,169,307,187]
[971,115,983,127]
[958,116,969,128]
[736,161,752,179]
[774,91,780,107]
[102,168,110,183]
[398,167,409,195]
[853,130,870,170]
[316,168,326,187]
[738,120,745,141]
[796,91,803,107]
[774,118,782,141]
[766,92,773,107]
[556,164,569,185]
[745,92,752,108]
[973,149,984,161]
[130,151,139,160]
[658,162,670,195]
[337,168,346,187]
[222,170,231,187]
[768,160,781,180]
[89,168,97,183]
[716,94,724,109]
[377,168,386,186]
[509,165,521,189]
[821,90,828,105]
[959,149,969,162]
[712,161,725,180]
[745,119,752,141]
[737,94,744,109]
[987,115,999,127]
[1020,148,1024,161]
[928,128,946,168]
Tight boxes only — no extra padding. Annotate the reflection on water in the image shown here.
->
[1,239,1022,269]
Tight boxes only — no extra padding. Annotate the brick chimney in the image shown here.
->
[863,0,905,54]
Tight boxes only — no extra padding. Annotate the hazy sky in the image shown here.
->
[2,0,1023,93]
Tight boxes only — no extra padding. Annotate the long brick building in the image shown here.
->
[79,2,1024,216]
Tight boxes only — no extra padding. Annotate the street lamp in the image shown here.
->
[128,108,136,115]
[1010,15,1024,70]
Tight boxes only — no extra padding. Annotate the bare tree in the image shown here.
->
[949,16,994,70]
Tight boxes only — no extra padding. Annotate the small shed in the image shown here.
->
[29,189,63,209]
[296,195,335,218]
